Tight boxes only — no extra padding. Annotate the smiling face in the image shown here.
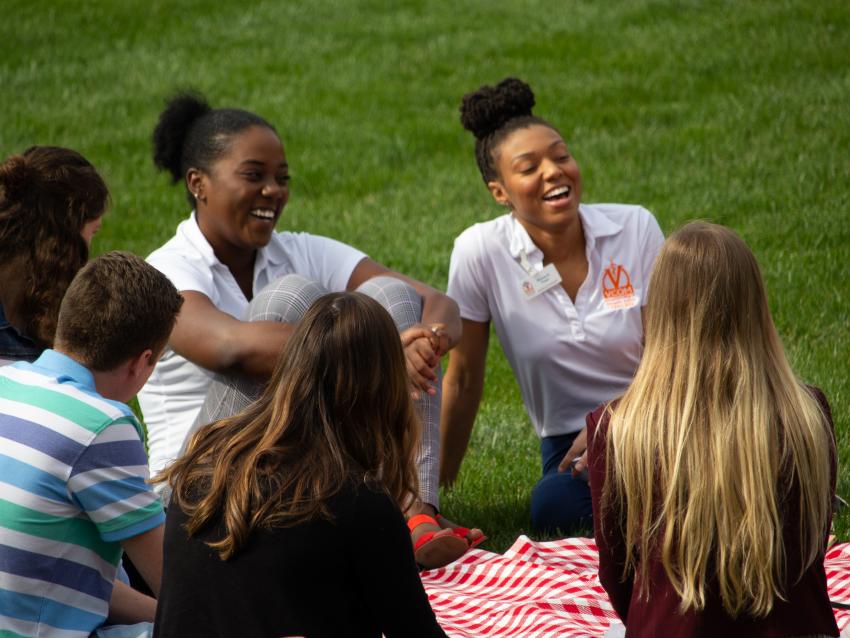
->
[189,124,290,259]
[487,124,582,235]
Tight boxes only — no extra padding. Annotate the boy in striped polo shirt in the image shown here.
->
[0,251,183,638]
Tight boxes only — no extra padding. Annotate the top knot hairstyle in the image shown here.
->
[152,91,277,207]
[460,77,557,183]
[0,146,109,347]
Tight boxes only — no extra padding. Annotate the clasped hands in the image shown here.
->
[401,323,450,400]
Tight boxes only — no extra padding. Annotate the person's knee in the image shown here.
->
[530,473,593,536]
[356,276,422,330]
[247,274,326,323]
[358,275,419,304]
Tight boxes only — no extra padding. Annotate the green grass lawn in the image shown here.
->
[2,0,848,552]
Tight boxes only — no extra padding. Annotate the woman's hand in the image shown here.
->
[558,426,588,477]
[347,258,463,353]
[401,323,446,399]
[425,322,451,358]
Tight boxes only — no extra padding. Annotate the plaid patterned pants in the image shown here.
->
[193,274,440,508]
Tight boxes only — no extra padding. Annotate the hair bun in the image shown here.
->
[0,155,37,201]
[152,91,212,183]
[460,77,536,139]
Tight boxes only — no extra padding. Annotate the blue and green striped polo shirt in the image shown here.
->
[0,349,164,638]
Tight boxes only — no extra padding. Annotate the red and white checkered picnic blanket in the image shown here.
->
[421,536,850,638]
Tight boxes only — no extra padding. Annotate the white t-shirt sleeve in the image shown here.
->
[286,232,367,292]
[148,250,216,299]
[637,208,665,305]
[447,227,491,323]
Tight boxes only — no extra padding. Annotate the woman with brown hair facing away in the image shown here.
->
[0,146,107,364]
[587,221,839,637]
[153,292,448,638]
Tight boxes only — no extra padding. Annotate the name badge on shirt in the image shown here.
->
[520,263,562,300]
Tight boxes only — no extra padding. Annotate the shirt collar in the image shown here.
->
[184,211,286,275]
[253,231,288,274]
[31,349,95,390]
[182,212,222,270]
[579,204,622,243]
[508,215,541,260]
[508,204,623,260]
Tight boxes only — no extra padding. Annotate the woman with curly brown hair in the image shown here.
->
[154,292,448,638]
[0,146,108,364]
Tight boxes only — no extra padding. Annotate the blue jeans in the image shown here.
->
[530,431,593,535]
[0,302,40,363]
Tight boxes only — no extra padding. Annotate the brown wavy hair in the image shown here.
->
[0,146,109,347]
[156,292,421,560]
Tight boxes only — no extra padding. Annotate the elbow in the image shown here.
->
[179,333,245,377]
[204,334,243,375]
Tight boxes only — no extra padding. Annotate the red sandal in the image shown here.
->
[407,514,468,569]
[435,513,487,549]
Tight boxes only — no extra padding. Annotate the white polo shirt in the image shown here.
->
[138,213,366,476]
[447,203,664,437]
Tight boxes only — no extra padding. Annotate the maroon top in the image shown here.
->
[587,388,839,638]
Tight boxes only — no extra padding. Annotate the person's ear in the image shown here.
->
[127,348,155,381]
[487,180,511,209]
[186,168,206,205]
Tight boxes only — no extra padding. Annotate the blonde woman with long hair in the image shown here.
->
[153,292,448,638]
[587,221,838,637]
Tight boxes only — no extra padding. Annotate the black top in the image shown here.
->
[587,387,839,638]
[154,481,447,638]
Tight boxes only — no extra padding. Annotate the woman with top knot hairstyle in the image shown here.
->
[0,146,108,365]
[441,78,664,535]
[138,92,482,568]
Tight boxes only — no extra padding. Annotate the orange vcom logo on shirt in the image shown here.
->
[602,260,638,309]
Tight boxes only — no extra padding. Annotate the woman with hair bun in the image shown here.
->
[139,92,481,568]
[441,78,664,534]
[154,293,448,637]
[0,146,108,365]
[588,222,838,636]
